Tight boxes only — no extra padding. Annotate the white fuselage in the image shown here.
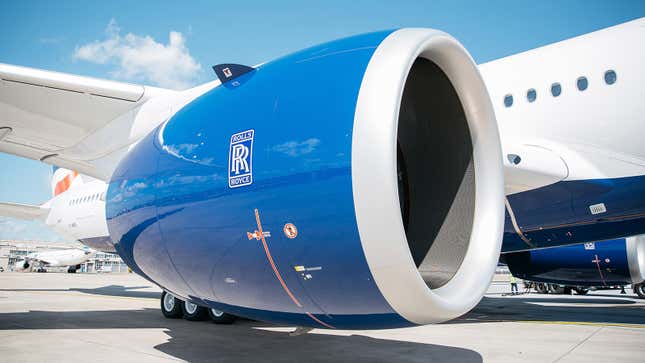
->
[481,18,645,193]
[45,180,108,241]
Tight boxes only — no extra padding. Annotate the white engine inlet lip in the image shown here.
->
[351,29,504,324]
[626,235,645,283]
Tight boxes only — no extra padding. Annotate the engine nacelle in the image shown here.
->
[14,259,30,272]
[106,29,504,329]
[505,236,645,286]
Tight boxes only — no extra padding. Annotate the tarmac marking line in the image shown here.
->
[516,320,645,329]
[552,326,603,363]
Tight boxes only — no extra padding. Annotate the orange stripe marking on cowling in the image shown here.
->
[253,208,336,329]
[305,312,335,329]
[254,208,302,307]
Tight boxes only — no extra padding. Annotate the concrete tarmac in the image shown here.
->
[0,272,643,362]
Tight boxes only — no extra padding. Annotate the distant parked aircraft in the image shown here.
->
[14,247,95,273]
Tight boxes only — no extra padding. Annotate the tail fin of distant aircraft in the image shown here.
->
[51,166,81,197]
[0,166,79,221]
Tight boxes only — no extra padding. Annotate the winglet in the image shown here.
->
[212,64,255,84]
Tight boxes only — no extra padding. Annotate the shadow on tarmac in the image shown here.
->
[2,285,644,361]
[0,308,482,363]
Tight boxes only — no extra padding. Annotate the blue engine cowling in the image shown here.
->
[106,29,505,329]
[505,236,645,286]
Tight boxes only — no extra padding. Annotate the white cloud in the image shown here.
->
[272,138,321,157]
[73,19,202,90]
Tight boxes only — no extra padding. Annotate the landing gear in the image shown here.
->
[208,308,237,324]
[535,283,548,294]
[67,266,77,273]
[547,284,565,294]
[574,287,589,295]
[181,301,209,321]
[634,283,645,299]
[160,291,183,319]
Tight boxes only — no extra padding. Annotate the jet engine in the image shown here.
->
[14,260,30,272]
[504,236,645,287]
[106,29,504,329]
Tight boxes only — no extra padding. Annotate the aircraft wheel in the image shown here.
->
[160,291,183,319]
[535,283,548,294]
[208,308,237,324]
[67,266,76,273]
[182,301,208,321]
[548,284,564,294]
[574,287,589,295]
[634,283,645,299]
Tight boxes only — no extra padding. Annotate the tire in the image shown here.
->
[67,266,76,273]
[208,308,237,324]
[548,284,564,294]
[160,291,183,319]
[574,287,589,295]
[634,283,645,299]
[182,300,209,321]
[535,283,548,294]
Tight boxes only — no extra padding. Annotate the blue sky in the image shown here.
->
[1,1,644,242]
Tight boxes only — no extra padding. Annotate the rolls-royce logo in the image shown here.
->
[228,129,254,188]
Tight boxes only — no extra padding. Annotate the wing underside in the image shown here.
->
[0,63,176,180]
[0,201,48,220]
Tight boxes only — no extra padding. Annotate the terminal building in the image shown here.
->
[0,240,128,273]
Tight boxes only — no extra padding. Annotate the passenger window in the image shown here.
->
[551,83,561,97]
[577,77,588,91]
[503,94,513,107]
[604,70,617,85]
[526,88,537,103]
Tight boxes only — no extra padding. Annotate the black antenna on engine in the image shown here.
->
[212,64,255,84]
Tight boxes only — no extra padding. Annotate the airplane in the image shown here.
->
[13,246,96,273]
[0,18,644,329]
[0,167,112,252]
[503,236,645,298]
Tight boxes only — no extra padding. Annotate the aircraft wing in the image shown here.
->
[0,201,48,220]
[29,257,52,265]
[0,63,178,180]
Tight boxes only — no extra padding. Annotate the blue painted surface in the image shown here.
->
[505,239,632,286]
[106,31,412,329]
[502,175,645,252]
[104,27,645,328]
